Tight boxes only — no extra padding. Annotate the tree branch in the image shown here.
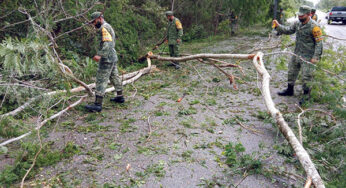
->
[149,53,255,62]
[252,52,325,188]
[0,61,154,146]
[264,51,344,81]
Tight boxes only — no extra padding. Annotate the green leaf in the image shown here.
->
[0,146,8,154]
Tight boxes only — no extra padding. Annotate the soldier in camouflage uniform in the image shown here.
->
[273,6,323,105]
[165,11,183,69]
[85,12,124,112]
[278,8,286,24]
[228,11,238,35]
[311,8,318,22]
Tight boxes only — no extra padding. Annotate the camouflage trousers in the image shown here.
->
[229,22,237,34]
[169,44,180,58]
[288,56,315,91]
[95,60,122,97]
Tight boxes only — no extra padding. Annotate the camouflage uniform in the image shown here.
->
[276,11,323,92]
[85,12,124,112]
[95,21,122,97]
[279,11,286,24]
[166,13,183,58]
[311,8,318,22]
[311,13,318,21]
[228,12,237,35]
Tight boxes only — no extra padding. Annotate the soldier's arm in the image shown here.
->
[312,26,323,60]
[276,21,297,35]
[175,20,183,40]
[98,27,113,57]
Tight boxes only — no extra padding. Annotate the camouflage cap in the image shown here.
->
[311,8,316,13]
[298,5,311,16]
[91,12,102,20]
[165,11,173,16]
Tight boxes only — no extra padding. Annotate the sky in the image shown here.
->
[306,0,321,6]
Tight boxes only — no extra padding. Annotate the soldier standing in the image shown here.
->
[311,8,318,22]
[85,12,125,112]
[278,8,286,24]
[273,6,323,105]
[228,11,238,35]
[165,11,183,69]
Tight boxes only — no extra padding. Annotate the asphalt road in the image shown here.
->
[318,10,346,41]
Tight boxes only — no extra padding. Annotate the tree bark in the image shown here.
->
[149,53,255,62]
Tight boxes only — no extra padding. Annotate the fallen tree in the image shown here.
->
[0,64,154,119]
[0,62,155,147]
[147,52,325,188]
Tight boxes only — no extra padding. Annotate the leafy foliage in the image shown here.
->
[222,142,262,175]
[310,47,346,118]
[0,142,80,186]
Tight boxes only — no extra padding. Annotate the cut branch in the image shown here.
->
[53,2,101,23]
[17,8,94,96]
[252,52,325,188]
[324,34,346,41]
[0,95,87,147]
[149,53,255,62]
[0,65,153,118]
[0,62,154,146]
[264,51,344,81]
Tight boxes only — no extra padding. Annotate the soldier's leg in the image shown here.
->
[85,61,113,112]
[299,60,315,105]
[169,45,174,57]
[173,44,180,57]
[110,61,125,103]
[173,44,181,69]
[95,61,114,96]
[301,61,315,92]
[278,56,300,96]
[231,23,235,35]
[288,56,301,86]
[168,45,176,66]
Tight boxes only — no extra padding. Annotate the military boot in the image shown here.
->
[110,91,125,103]
[85,95,103,112]
[299,88,310,106]
[174,62,181,70]
[167,62,176,67]
[278,84,294,96]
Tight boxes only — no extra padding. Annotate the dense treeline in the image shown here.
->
[317,0,346,10]
[0,0,312,64]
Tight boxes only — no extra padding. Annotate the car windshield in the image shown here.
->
[331,7,346,11]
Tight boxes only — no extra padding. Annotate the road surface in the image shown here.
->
[318,11,346,42]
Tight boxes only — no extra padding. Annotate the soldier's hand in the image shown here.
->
[310,58,318,64]
[164,39,168,44]
[272,20,279,28]
[177,39,181,44]
[93,55,101,62]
